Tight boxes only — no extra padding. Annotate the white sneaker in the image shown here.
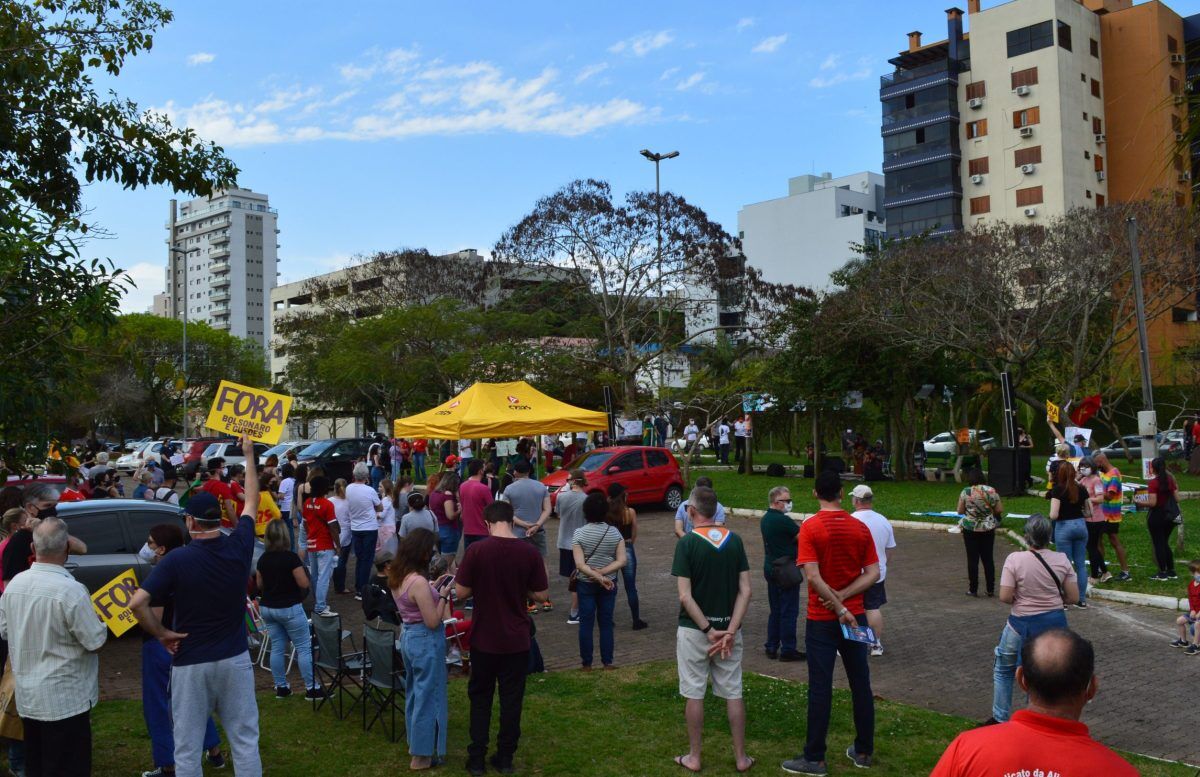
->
[870,642,884,657]
[317,609,338,618]
[446,646,462,664]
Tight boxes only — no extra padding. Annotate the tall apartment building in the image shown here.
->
[736,171,887,290]
[165,188,278,351]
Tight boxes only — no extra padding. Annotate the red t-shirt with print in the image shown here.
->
[796,509,878,621]
[303,497,337,552]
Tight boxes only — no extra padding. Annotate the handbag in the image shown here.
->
[1029,549,1066,600]
[1167,494,1184,526]
[771,555,804,590]
[567,526,610,593]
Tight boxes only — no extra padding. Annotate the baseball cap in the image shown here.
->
[184,492,221,521]
[850,484,873,500]
[444,454,460,467]
[1073,434,1086,442]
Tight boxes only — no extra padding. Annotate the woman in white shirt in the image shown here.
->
[377,479,397,556]
[329,479,353,595]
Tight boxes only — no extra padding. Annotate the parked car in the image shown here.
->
[4,474,67,498]
[200,441,271,471]
[178,437,236,479]
[258,440,313,466]
[123,437,151,452]
[1096,433,1180,461]
[671,434,711,454]
[295,437,373,482]
[114,440,162,474]
[923,430,996,459]
[57,499,263,599]
[541,445,685,510]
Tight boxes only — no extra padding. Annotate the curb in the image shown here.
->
[722,507,1188,612]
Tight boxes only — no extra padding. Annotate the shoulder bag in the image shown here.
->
[771,554,804,590]
[568,526,610,593]
[1028,549,1066,601]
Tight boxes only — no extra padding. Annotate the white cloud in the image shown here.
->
[574,62,609,84]
[736,17,755,31]
[752,34,788,54]
[819,53,839,71]
[676,72,705,91]
[660,66,680,82]
[187,52,215,66]
[809,56,873,88]
[609,30,674,56]
[118,262,166,314]
[156,54,654,146]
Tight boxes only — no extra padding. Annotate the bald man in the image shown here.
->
[930,629,1136,776]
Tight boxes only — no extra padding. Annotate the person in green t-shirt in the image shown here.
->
[760,485,803,662]
[670,486,753,774]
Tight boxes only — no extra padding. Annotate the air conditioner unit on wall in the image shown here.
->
[1095,133,1106,144]
[1015,85,1031,96]
[968,97,984,109]
[1021,163,1036,175]
[1175,94,1186,105]
[1024,207,1038,217]
[1096,170,1106,181]
[1180,171,1192,181]
[1171,53,1186,64]
[1177,132,1186,142]
[971,174,985,184]
[1019,126,1034,138]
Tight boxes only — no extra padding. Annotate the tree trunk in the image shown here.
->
[812,411,823,474]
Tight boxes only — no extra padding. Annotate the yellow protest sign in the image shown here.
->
[1046,399,1060,423]
[91,568,140,637]
[205,380,292,445]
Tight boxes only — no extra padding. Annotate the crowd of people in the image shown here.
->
[0,428,1171,776]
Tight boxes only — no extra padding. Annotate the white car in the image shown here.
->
[115,440,164,474]
[201,441,271,471]
[671,434,711,453]
[923,430,996,458]
[258,440,314,466]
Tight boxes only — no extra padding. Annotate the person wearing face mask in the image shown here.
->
[1169,559,1200,654]
[1077,458,1109,585]
[2,484,87,591]
[137,524,226,776]
[760,486,803,662]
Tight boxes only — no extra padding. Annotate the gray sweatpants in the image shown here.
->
[170,652,261,777]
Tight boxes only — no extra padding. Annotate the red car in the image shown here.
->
[541,446,685,510]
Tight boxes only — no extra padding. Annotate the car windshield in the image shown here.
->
[202,443,221,457]
[573,451,613,473]
[262,442,297,459]
[302,439,337,457]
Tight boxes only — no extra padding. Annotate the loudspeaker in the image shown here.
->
[766,462,785,477]
[987,447,1023,497]
[803,464,814,478]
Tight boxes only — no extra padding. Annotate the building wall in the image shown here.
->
[736,171,886,291]
[960,0,1107,227]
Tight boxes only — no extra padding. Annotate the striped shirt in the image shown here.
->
[572,523,623,581]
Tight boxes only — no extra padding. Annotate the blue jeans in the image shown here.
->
[391,461,401,483]
[413,453,427,482]
[370,466,385,489]
[619,542,641,623]
[352,530,378,595]
[141,640,220,768]
[804,616,874,762]
[764,572,801,654]
[576,580,617,667]
[332,543,351,593]
[307,549,335,613]
[992,609,1069,721]
[400,622,449,758]
[260,603,316,690]
[1053,518,1088,603]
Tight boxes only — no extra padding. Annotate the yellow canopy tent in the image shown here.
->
[392,380,609,439]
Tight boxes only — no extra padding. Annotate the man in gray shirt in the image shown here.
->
[554,469,589,624]
[500,459,553,612]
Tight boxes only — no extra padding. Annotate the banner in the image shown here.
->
[91,568,140,637]
[205,380,292,445]
[1064,426,1093,447]
[1046,399,1060,423]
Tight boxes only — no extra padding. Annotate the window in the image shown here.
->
[966,119,988,138]
[1173,154,1184,172]
[1011,67,1039,89]
[1169,35,1179,54]
[63,512,129,554]
[1013,106,1041,127]
[966,81,986,99]
[1173,114,1183,132]
[1086,190,1092,199]
[1095,154,1104,172]
[1096,194,1106,207]
[1007,20,1053,58]
[1084,150,1091,159]
[1082,111,1088,120]
[969,157,990,175]
[1016,186,1044,206]
[1057,21,1072,51]
[1170,76,1181,95]
[969,196,991,215]
[646,450,670,468]
[1090,38,1099,57]
[1093,116,1102,135]
[905,93,916,109]
[1015,146,1042,166]
[1091,78,1101,97]
[1081,73,1087,82]
[127,511,186,549]
[610,452,645,472]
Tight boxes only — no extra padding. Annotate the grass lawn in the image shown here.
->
[696,465,1200,599]
[90,662,1191,776]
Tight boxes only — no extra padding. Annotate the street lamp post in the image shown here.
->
[168,245,189,440]
[639,148,679,424]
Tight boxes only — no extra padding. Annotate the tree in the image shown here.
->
[493,179,799,413]
[0,0,238,469]
[846,201,1200,416]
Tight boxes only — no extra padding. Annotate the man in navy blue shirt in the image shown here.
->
[131,436,262,777]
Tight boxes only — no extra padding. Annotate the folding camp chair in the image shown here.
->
[312,614,366,719]
[362,623,406,741]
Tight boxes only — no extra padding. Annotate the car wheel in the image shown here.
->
[663,484,684,510]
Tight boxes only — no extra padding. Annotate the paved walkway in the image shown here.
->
[99,508,1199,766]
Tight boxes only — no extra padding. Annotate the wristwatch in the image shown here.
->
[701,623,713,634]
[837,607,849,617]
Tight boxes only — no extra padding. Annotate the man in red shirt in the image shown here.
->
[931,628,1137,776]
[199,459,237,528]
[459,459,494,551]
[782,471,879,776]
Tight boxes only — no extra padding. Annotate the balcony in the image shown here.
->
[210,260,230,274]
[209,247,230,261]
[211,303,230,315]
[883,183,963,210]
[883,142,959,173]
[210,290,231,304]
[882,107,959,137]
[211,233,230,245]
[211,318,230,331]
[210,275,230,288]
[880,61,958,99]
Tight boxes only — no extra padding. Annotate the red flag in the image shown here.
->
[1070,394,1102,426]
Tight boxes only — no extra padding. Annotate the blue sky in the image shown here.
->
[88,0,1200,312]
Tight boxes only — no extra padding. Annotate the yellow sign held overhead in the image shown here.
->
[91,568,140,637]
[205,380,292,445]
[1046,399,1060,424]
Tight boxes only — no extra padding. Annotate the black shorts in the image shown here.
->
[559,548,577,578]
[863,581,887,610]
[1100,521,1121,535]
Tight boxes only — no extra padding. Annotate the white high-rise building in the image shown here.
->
[165,188,278,350]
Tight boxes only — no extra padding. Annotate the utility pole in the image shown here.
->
[168,243,189,440]
[640,148,679,413]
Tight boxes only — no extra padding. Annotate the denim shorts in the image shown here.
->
[863,581,887,610]
[437,524,461,555]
